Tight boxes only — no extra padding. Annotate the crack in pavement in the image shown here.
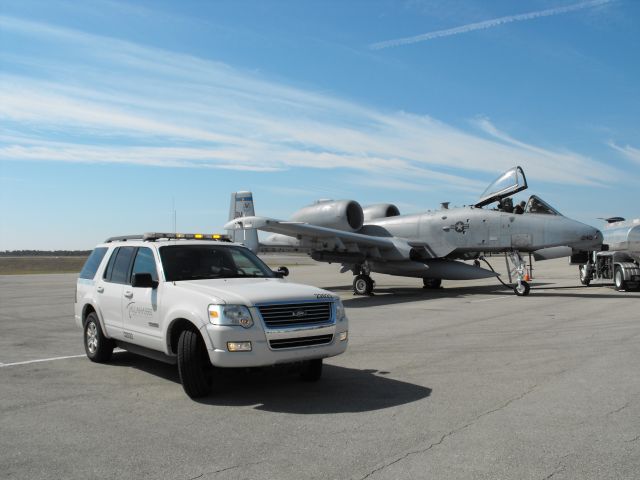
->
[606,401,630,416]
[625,435,640,443]
[542,464,566,480]
[185,461,265,480]
[357,384,538,480]
[542,454,572,480]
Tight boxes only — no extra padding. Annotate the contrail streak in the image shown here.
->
[370,0,614,50]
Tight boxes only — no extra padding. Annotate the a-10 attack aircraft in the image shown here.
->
[225,167,602,296]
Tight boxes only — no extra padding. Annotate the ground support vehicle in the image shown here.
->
[75,233,348,398]
[579,251,640,291]
[578,218,640,291]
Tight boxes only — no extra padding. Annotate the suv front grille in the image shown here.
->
[258,302,333,328]
[269,334,334,350]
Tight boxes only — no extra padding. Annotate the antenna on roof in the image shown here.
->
[172,197,177,235]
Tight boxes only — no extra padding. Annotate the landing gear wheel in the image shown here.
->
[84,312,114,363]
[514,281,530,296]
[579,265,591,286]
[300,358,323,382]
[353,275,374,295]
[614,267,626,291]
[422,278,442,289]
[177,329,214,398]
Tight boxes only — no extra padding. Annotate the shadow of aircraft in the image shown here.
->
[333,282,637,307]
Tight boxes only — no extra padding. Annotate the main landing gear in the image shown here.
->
[352,264,375,295]
[422,278,442,289]
[353,274,374,295]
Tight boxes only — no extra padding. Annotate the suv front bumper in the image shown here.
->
[201,323,348,368]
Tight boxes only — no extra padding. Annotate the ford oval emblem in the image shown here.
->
[292,310,307,318]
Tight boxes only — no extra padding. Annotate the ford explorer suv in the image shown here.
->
[75,232,348,398]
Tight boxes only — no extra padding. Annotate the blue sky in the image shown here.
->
[1,0,639,250]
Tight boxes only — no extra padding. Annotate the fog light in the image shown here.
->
[227,341,252,352]
[339,331,348,341]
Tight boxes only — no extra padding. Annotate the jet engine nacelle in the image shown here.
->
[362,203,401,222]
[291,200,364,232]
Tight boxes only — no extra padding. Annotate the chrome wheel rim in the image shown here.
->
[86,322,98,354]
[356,279,367,293]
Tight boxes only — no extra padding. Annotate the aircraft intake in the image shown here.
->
[362,204,401,222]
[291,200,364,232]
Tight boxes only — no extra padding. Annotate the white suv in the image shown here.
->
[75,233,348,398]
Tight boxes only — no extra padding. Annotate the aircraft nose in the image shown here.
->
[575,224,602,250]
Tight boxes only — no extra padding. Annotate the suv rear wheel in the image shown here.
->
[84,312,114,363]
[177,329,214,398]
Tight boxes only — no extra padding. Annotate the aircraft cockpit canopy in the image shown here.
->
[524,195,562,216]
[475,166,528,208]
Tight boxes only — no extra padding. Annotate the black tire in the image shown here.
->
[84,312,114,363]
[300,358,323,382]
[423,278,442,289]
[514,280,530,296]
[177,329,214,398]
[614,267,626,291]
[353,275,374,295]
[579,265,591,286]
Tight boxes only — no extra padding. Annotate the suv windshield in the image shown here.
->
[159,245,275,281]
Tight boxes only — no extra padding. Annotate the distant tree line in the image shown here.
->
[0,250,91,257]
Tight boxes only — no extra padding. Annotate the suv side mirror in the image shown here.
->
[274,266,289,278]
[132,273,158,289]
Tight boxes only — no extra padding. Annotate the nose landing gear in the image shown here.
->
[508,251,530,296]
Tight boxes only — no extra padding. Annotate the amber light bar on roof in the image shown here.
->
[143,232,231,241]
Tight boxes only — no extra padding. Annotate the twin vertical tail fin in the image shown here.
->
[227,191,259,253]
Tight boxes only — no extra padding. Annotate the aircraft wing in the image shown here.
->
[224,216,450,259]
[225,216,392,247]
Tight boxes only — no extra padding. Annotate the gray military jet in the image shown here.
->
[225,167,602,296]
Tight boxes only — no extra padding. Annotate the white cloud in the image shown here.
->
[0,14,618,192]
[609,142,640,165]
[370,0,614,49]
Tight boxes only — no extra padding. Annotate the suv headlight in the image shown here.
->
[335,298,346,322]
[208,305,254,328]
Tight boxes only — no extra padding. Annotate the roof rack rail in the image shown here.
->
[104,235,144,243]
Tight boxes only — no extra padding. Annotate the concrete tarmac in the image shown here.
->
[1,258,639,479]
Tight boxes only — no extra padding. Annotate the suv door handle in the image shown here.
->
[124,291,133,299]
[97,286,104,293]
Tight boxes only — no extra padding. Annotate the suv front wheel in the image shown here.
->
[84,312,114,363]
[177,329,214,398]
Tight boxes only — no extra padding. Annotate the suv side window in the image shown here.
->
[103,248,118,281]
[79,247,108,279]
[131,247,158,283]
[104,247,136,284]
